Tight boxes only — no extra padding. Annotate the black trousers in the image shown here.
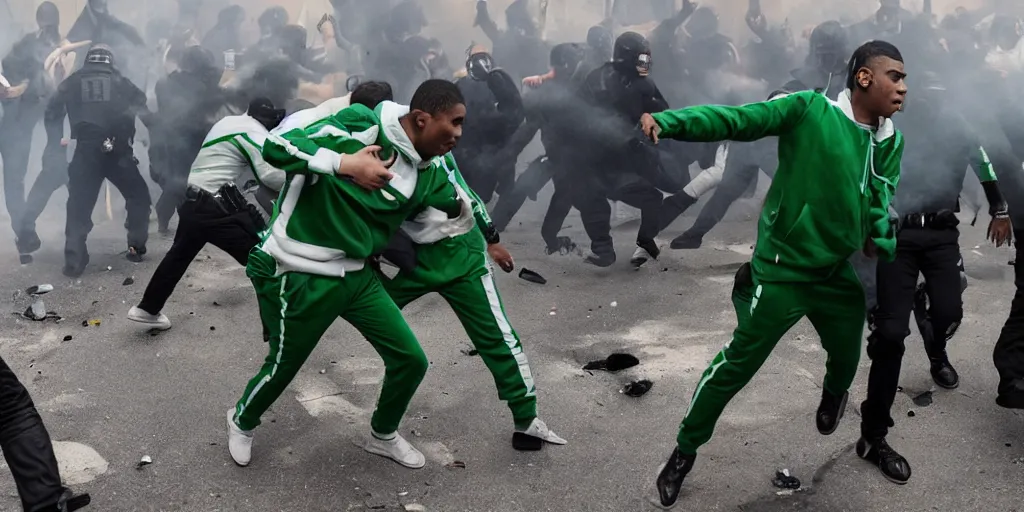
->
[137,193,260,314]
[489,155,575,250]
[19,142,70,236]
[994,228,1024,395]
[860,227,963,440]
[0,100,45,233]
[683,139,776,240]
[574,170,663,255]
[64,147,151,272]
[0,355,66,511]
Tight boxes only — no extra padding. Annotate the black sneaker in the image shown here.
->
[126,246,147,263]
[816,389,848,435]
[929,356,960,389]
[15,230,41,254]
[584,251,616,267]
[669,232,703,250]
[856,437,911,484]
[655,448,696,508]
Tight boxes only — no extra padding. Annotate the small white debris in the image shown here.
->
[972,250,984,257]
[549,311,556,316]
[404,505,426,512]
[319,369,326,374]
[106,266,112,271]
[610,301,618,308]
[398,491,409,497]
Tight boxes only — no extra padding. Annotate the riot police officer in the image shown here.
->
[454,47,524,203]
[44,44,154,278]
[2,2,62,253]
[575,31,670,267]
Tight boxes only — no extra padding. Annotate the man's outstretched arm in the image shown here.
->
[640,90,813,144]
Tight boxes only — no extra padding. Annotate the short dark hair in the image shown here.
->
[409,79,464,115]
[846,40,904,90]
[351,81,393,109]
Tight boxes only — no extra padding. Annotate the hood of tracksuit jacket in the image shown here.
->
[753,89,902,282]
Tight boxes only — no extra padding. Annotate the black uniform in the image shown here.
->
[490,43,587,253]
[2,4,61,247]
[152,47,224,232]
[0,356,90,512]
[454,53,524,204]
[574,32,669,266]
[474,0,550,83]
[862,92,1004,442]
[45,50,153,277]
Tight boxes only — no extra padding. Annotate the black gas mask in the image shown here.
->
[613,32,652,78]
[466,51,495,81]
[550,42,585,80]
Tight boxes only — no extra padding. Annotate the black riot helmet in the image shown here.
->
[550,42,585,79]
[613,32,652,77]
[587,25,613,61]
[85,44,115,66]
[466,51,495,81]
[36,2,60,29]
[808,21,848,74]
[258,6,289,37]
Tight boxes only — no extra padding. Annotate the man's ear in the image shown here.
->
[414,111,429,129]
[857,68,873,90]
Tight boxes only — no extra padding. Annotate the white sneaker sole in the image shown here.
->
[364,442,425,469]
[226,409,251,467]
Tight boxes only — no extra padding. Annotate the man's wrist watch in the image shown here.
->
[483,225,500,245]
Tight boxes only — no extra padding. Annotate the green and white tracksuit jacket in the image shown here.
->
[231,100,462,436]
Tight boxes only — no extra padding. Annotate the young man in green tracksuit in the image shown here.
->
[379,151,567,450]
[639,41,909,507]
[227,80,468,470]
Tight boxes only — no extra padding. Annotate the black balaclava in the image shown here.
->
[550,42,586,80]
[179,45,222,87]
[248,97,286,130]
[506,0,537,38]
[88,0,108,15]
[587,25,613,62]
[258,6,289,38]
[36,2,60,42]
[686,7,719,41]
[277,25,309,62]
[808,21,848,74]
[613,32,652,77]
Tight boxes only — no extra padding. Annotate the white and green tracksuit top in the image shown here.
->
[400,153,494,245]
[258,101,462,278]
[188,114,286,194]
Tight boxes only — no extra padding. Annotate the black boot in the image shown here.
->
[660,194,697,232]
[816,389,848,435]
[655,448,696,508]
[669,231,703,249]
[126,245,147,263]
[856,437,911,484]
[15,230,41,255]
[997,380,1024,409]
[929,355,960,389]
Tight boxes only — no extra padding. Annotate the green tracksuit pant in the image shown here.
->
[676,261,866,454]
[381,231,538,429]
[234,250,428,436]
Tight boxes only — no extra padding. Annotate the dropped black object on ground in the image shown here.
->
[583,353,640,372]
[122,277,134,286]
[771,470,801,490]
[912,391,933,407]
[623,380,653,397]
[518,268,547,285]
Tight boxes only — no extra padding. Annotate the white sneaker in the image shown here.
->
[517,418,567,445]
[226,408,253,466]
[364,432,425,469]
[630,246,654,268]
[128,306,171,330]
